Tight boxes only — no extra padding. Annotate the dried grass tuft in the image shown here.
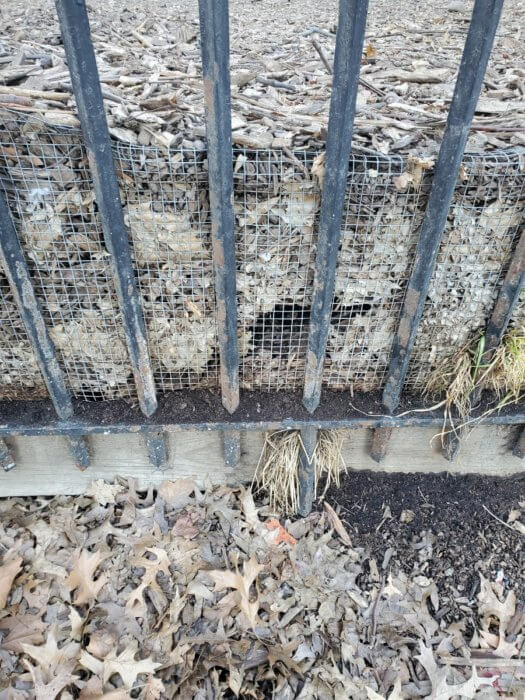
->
[253,429,347,515]
[486,327,525,402]
[425,327,525,438]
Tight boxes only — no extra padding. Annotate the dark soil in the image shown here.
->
[324,470,525,623]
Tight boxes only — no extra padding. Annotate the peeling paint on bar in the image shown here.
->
[145,432,169,470]
[222,430,241,469]
[370,426,394,463]
[298,426,317,516]
[68,436,91,471]
[303,0,369,414]
[198,0,239,414]
[55,0,157,418]
[0,438,15,472]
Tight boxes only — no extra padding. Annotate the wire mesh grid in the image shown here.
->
[0,106,524,401]
[324,153,429,391]
[234,149,318,390]
[0,270,47,400]
[405,150,525,391]
[0,109,134,401]
[115,141,218,391]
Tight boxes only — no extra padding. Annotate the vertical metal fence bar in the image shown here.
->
[370,426,393,463]
[222,430,241,470]
[55,0,157,418]
[145,432,169,470]
[68,436,91,470]
[444,225,524,460]
[482,226,525,364]
[382,0,504,415]
[198,0,239,414]
[298,426,317,516]
[0,438,16,472]
[0,193,73,420]
[303,0,369,414]
[512,427,525,459]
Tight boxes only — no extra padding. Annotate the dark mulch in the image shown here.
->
[324,470,525,623]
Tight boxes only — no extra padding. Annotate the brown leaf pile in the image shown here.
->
[1,479,524,698]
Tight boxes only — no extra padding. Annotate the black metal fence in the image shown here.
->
[0,0,523,511]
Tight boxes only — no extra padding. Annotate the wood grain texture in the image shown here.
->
[0,426,521,497]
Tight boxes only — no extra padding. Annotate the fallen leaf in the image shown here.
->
[209,555,264,629]
[173,512,199,539]
[103,641,160,689]
[23,657,78,699]
[416,641,490,699]
[323,502,352,545]
[66,550,107,606]
[158,479,196,509]
[0,556,22,609]
[85,479,124,506]
[0,614,46,653]
[365,43,377,60]
[22,625,79,670]
[265,518,297,546]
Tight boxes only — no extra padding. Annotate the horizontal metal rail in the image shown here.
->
[55,0,157,418]
[303,0,369,414]
[0,390,523,438]
[198,0,239,414]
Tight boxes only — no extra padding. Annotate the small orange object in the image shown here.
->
[265,519,297,546]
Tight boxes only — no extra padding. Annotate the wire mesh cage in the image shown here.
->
[0,108,524,402]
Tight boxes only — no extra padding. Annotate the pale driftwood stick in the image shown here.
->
[311,38,385,97]
[311,38,333,74]
[0,85,69,101]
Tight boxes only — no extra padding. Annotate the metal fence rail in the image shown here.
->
[0,0,523,509]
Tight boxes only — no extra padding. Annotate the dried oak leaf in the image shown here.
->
[66,549,107,606]
[323,502,352,546]
[416,641,490,699]
[103,640,160,689]
[23,657,78,700]
[0,555,22,609]
[366,678,403,699]
[22,624,79,672]
[0,613,45,653]
[85,479,125,506]
[209,555,264,629]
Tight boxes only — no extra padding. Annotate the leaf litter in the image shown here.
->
[1,475,524,698]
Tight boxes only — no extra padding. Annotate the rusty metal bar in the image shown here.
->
[0,191,73,420]
[68,436,90,470]
[0,438,15,472]
[55,0,157,418]
[145,431,169,470]
[512,426,525,458]
[303,0,369,414]
[370,426,393,463]
[198,0,239,414]
[222,430,241,469]
[481,226,525,365]
[444,225,524,460]
[382,0,504,415]
[0,390,523,437]
[298,426,317,515]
